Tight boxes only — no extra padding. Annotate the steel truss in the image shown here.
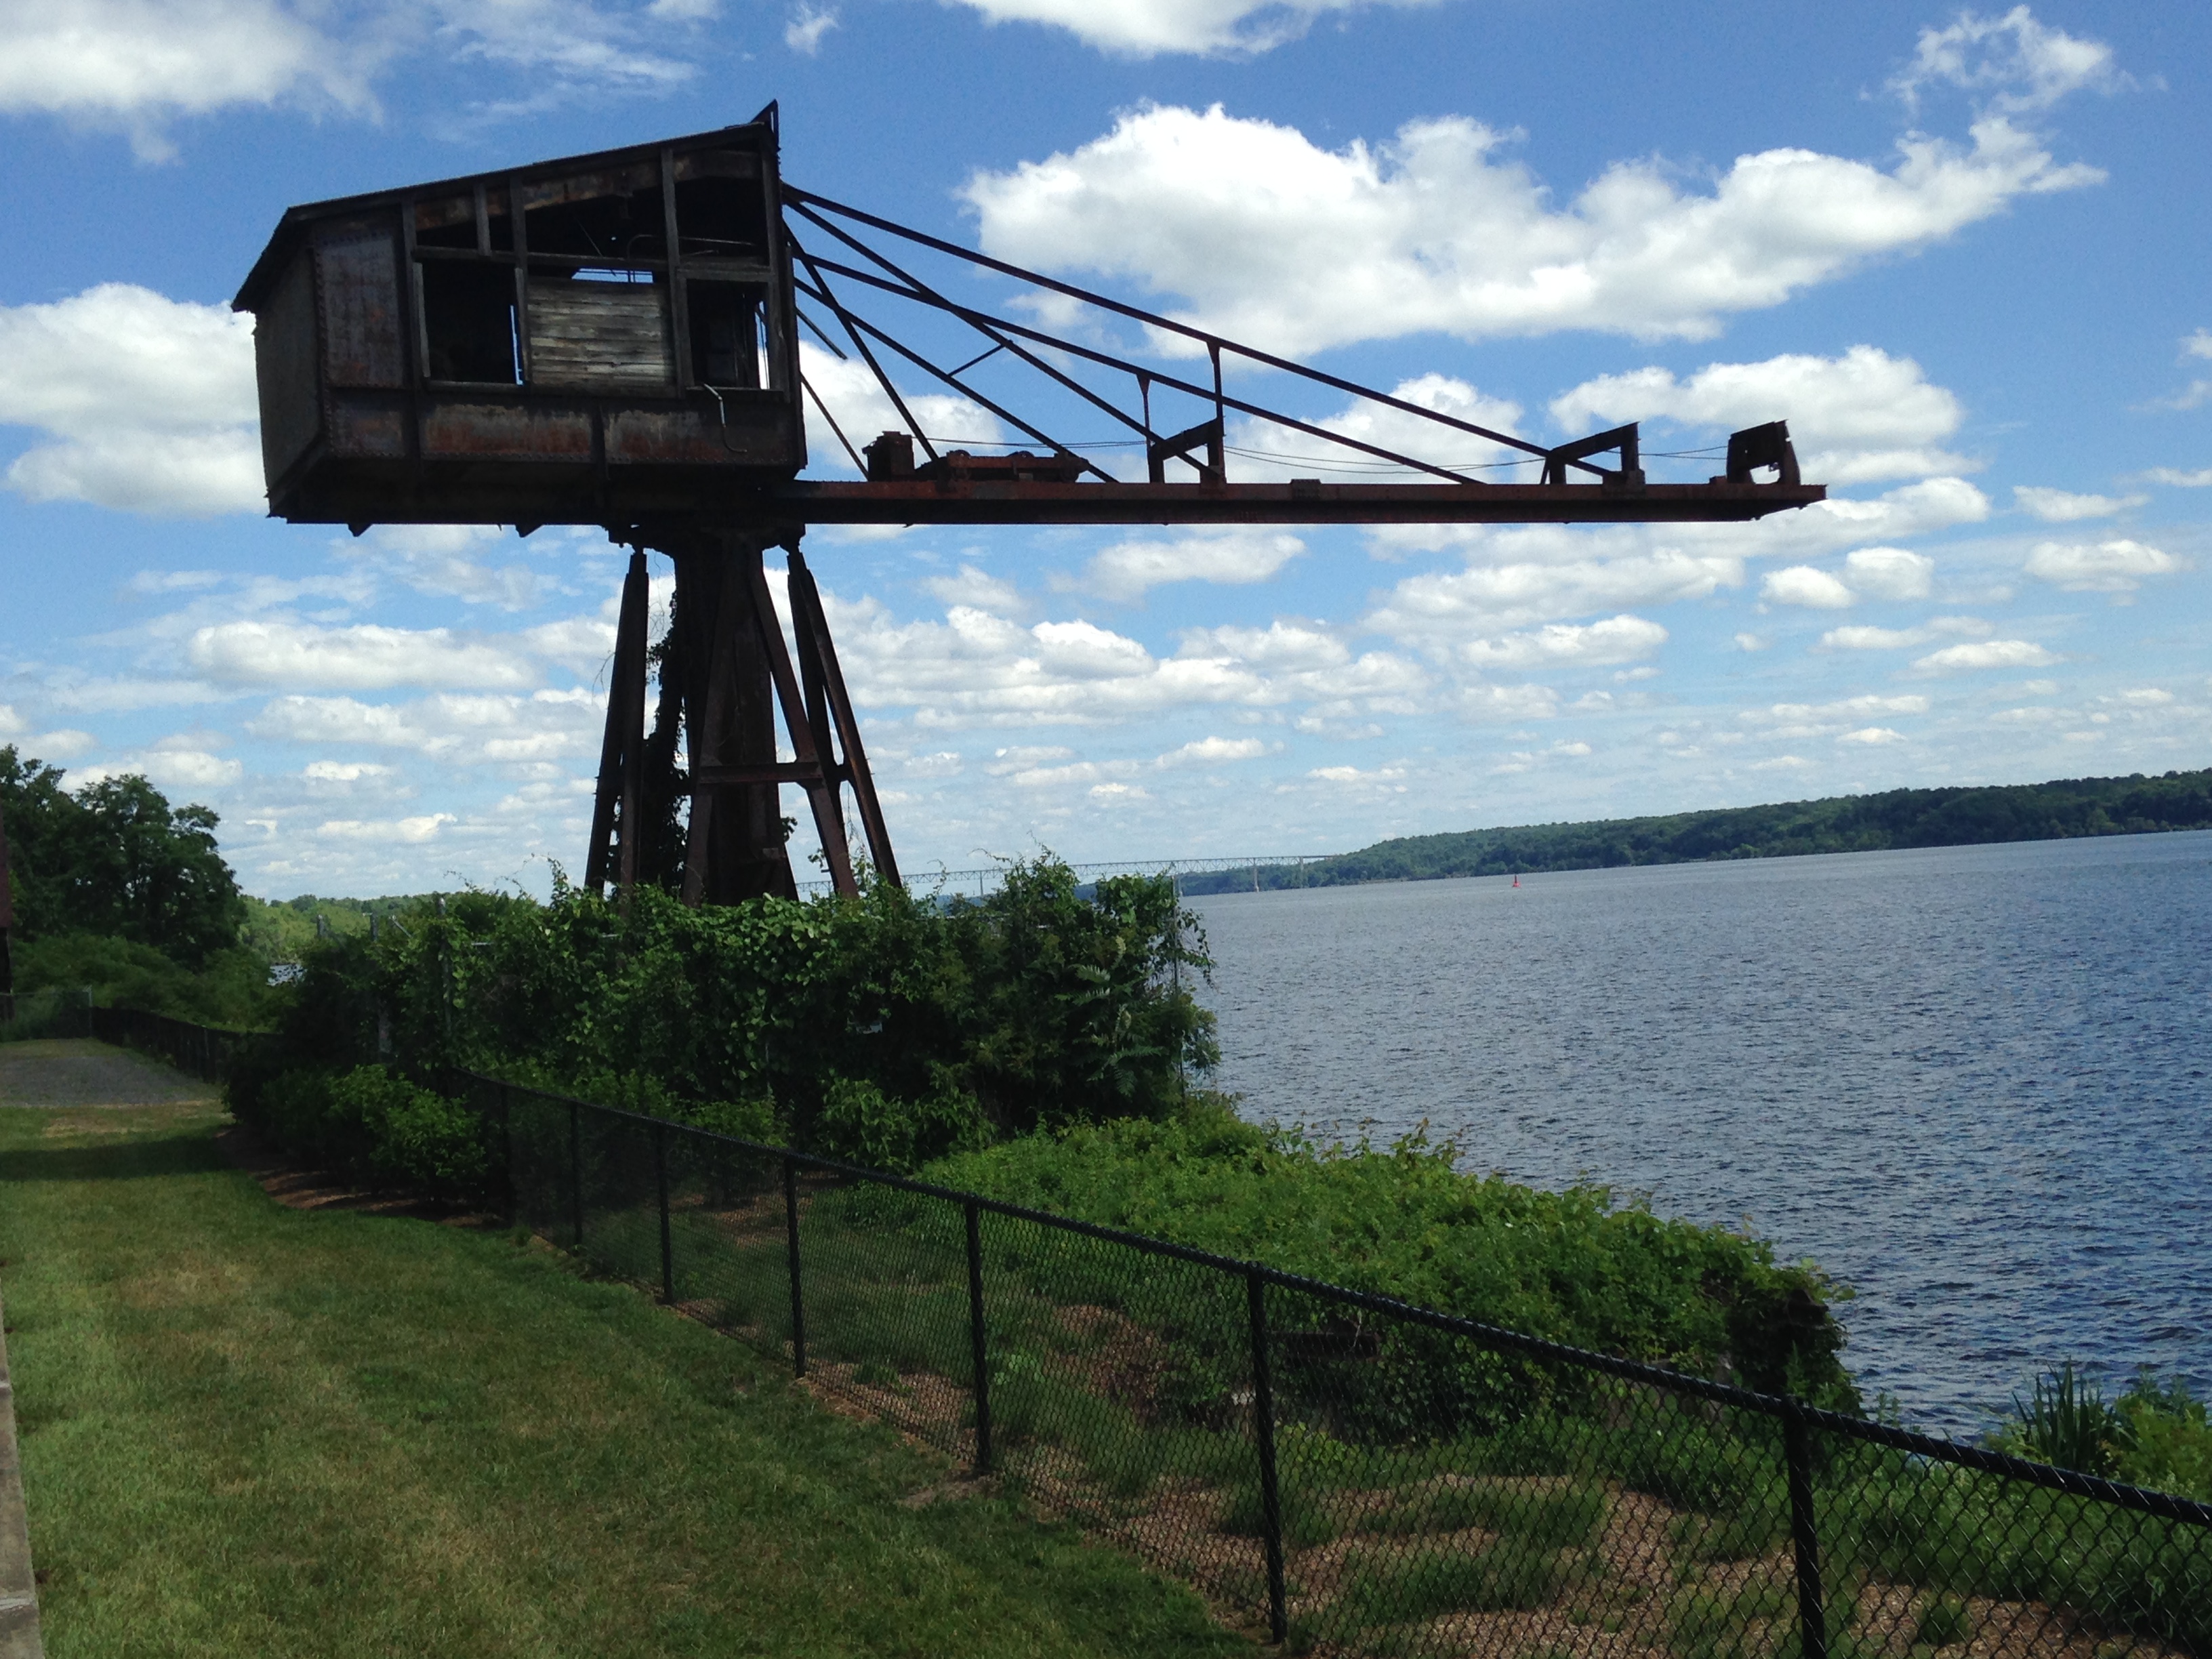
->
[586,178,1825,905]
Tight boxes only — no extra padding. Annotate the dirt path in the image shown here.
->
[0,1040,220,1110]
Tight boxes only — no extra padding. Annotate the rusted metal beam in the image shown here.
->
[786,550,898,887]
[703,477,1824,530]
[584,548,651,897]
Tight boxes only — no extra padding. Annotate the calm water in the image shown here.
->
[1189,832,2212,1437]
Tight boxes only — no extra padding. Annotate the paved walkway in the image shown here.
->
[0,1040,219,1110]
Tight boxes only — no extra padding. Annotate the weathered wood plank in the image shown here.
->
[527,281,673,390]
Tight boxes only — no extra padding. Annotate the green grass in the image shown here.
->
[0,1099,1246,1659]
[1327,1540,1572,1629]
[1357,1476,1610,1547]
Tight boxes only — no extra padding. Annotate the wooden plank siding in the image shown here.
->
[527,280,674,391]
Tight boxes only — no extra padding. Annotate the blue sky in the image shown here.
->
[1,0,2207,898]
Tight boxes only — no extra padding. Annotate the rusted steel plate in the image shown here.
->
[606,406,798,466]
[315,228,405,388]
[421,401,593,459]
[323,397,406,459]
[255,255,321,484]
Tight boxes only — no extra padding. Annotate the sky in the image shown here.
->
[1,1,2208,899]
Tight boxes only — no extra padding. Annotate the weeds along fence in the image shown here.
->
[470,1072,2212,1659]
[0,987,93,1042]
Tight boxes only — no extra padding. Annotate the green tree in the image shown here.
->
[0,745,245,968]
[0,746,79,939]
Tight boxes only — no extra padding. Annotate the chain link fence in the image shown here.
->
[84,1003,251,1082]
[474,1072,2212,1658]
[0,987,93,1042]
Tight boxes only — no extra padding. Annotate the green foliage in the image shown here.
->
[239,892,436,962]
[927,1110,1856,1408]
[238,1063,489,1204]
[1915,1593,1973,1647]
[1992,1359,2119,1475]
[243,858,1217,1172]
[1329,1540,1570,1629]
[1176,766,2212,892]
[819,1070,989,1173]
[2112,1370,2212,1498]
[1837,1450,2212,1650]
[1,745,245,966]
[12,930,277,1027]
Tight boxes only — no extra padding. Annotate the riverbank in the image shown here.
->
[1176,765,2212,895]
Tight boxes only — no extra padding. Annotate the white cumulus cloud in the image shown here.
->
[1820,617,1990,651]
[942,0,1443,56]
[315,814,456,844]
[1761,567,1855,609]
[0,283,260,514]
[1889,7,2123,115]
[1913,638,2060,672]
[1460,614,1667,670]
[2023,537,2184,592]
[963,100,2102,356]
[248,689,601,763]
[1368,550,1742,644]
[784,4,837,52]
[799,343,1004,471]
[1552,347,1970,484]
[1843,547,1935,600]
[1083,529,1304,600]
[0,0,697,159]
[188,621,539,691]
[2013,485,2144,521]
[1158,735,1268,764]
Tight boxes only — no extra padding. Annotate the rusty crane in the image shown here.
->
[233,105,1823,905]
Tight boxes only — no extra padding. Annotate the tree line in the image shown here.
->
[1177,766,2212,894]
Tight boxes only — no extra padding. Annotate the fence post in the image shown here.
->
[499,1082,516,1225]
[965,1200,991,1476]
[1245,1267,1288,1645]
[568,1100,585,1248]
[1784,1404,1827,1659]
[655,1124,674,1303]
[783,1156,807,1378]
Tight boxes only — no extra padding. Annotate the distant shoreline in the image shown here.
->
[1175,765,2212,895]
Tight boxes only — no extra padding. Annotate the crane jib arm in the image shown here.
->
[733,475,1823,530]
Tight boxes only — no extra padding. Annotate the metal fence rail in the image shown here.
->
[469,1071,2212,1659]
[84,1004,252,1082]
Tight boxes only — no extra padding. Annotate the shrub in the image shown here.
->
[1990,1360,2119,1475]
[927,1109,1856,1410]
[228,1063,487,1206]
[247,857,1217,1172]
[817,1069,987,1173]
[2113,1370,2212,1498]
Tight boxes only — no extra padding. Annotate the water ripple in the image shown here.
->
[1191,831,2212,1437]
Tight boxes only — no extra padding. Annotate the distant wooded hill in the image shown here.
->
[1177,766,2212,895]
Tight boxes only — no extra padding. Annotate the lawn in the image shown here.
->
[0,1054,1246,1658]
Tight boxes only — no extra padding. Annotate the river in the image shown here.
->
[1188,830,2212,1437]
